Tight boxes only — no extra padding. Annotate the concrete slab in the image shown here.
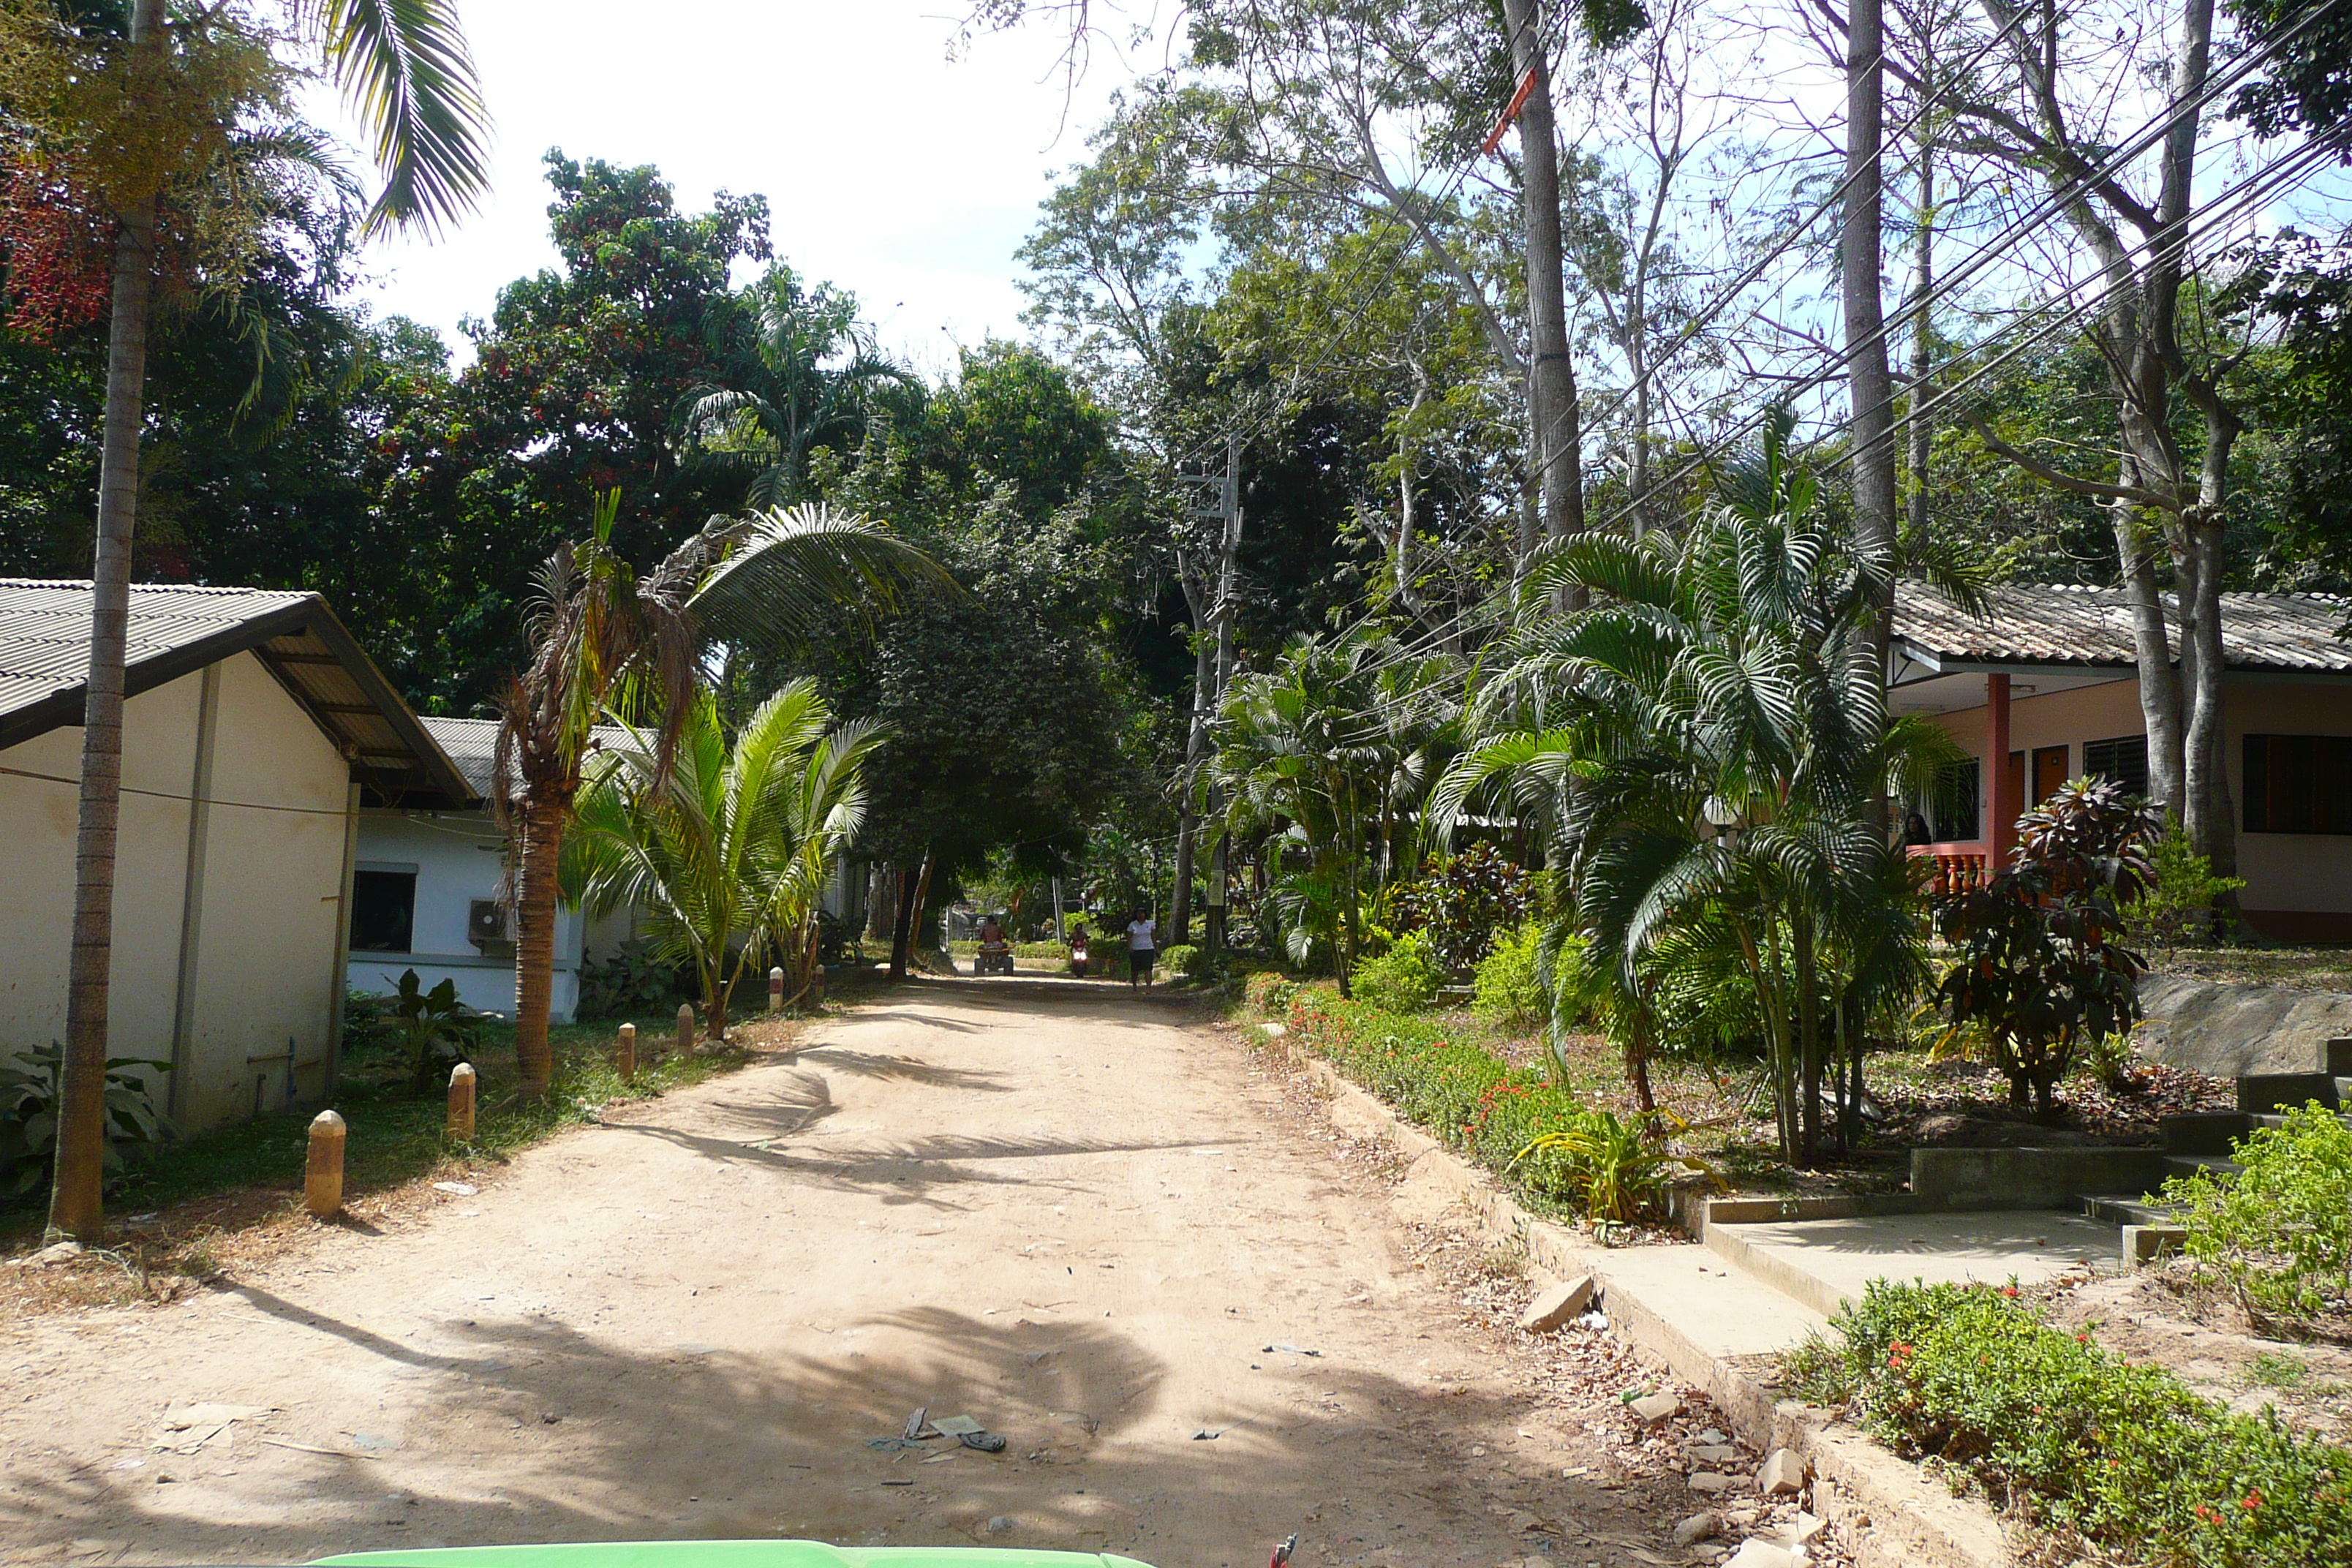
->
[1705,1210,2122,1318]
[1594,1243,1829,1360]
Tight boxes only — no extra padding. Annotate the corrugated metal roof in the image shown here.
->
[418,715,638,803]
[0,578,474,805]
[1891,583,2352,674]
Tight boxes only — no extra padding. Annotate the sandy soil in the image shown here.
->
[1,979,1784,1568]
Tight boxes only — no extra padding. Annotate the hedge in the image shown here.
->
[1786,1279,2351,1567]
[1249,979,1629,1215]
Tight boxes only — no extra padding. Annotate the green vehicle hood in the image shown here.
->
[314,1542,1156,1568]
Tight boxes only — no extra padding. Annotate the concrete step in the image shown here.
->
[2080,1193,2174,1226]
[2163,1153,2242,1181]
[1703,1210,2125,1319]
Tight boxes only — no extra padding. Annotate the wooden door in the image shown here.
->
[2033,745,2070,805]
[2006,750,2024,822]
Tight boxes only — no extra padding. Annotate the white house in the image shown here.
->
[347,716,621,1023]
[0,580,472,1134]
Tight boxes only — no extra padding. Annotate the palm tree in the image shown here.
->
[677,265,912,508]
[497,498,946,1100]
[45,0,491,1241]
[1436,411,1964,1163]
[565,681,883,1038]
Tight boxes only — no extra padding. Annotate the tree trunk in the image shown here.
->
[1169,608,1214,948]
[889,853,924,978]
[513,795,568,1100]
[1499,0,1584,562]
[1844,0,1897,659]
[48,45,162,1241]
[1905,60,1936,543]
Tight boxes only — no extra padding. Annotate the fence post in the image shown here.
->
[676,1003,696,1059]
[769,966,785,1011]
[617,1022,636,1085]
[446,1063,477,1142]
[305,1110,345,1218]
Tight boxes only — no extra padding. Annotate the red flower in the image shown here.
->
[2242,1490,2263,1512]
[2001,1285,2020,1298]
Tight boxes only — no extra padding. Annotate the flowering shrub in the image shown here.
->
[1783,1279,2351,1566]
[1261,983,1675,1224]
[1349,930,1444,1011]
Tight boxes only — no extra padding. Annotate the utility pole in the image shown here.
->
[1172,437,1243,951]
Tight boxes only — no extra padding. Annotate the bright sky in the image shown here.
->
[320,2,1148,376]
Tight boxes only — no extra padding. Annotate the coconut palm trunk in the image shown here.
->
[511,796,570,1096]
[48,165,159,1242]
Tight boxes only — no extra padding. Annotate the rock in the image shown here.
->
[1696,1428,1729,1444]
[33,1242,83,1267]
[1673,1512,1720,1547]
[1757,1448,1808,1497]
[1787,1512,1826,1545]
[1508,1511,1542,1533]
[1629,1392,1681,1424]
[1519,1274,1597,1333]
[984,1517,1014,1536]
[1688,1472,1731,1494]
[1688,1444,1738,1463]
[1722,1542,1802,1568]
[1259,1022,1287,1037]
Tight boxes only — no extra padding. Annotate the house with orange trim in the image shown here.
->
[1890,584,2352,941]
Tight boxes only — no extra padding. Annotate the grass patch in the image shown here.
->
[2,1009,772,1247]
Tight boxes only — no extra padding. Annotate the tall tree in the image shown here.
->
[4,0,491,1244]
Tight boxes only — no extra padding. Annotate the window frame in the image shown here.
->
[350,863,420,954]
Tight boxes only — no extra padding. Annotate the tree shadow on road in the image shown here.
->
[0,1296,1667,1567]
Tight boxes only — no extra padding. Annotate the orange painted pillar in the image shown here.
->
[1988,673,2018,864]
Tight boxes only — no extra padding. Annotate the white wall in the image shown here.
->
[347,810,583,1021]
[0,653,352,1134]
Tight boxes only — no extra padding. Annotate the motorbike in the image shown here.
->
[1068,935,1090,977]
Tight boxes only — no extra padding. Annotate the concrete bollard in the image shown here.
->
[305,1110,346,1219]
[446,1062,477,1142]
[617,1022,636,1085]
[676,1002,696,1058]
[769,966,785,1011]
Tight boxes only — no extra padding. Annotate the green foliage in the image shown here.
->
[2163,1102,2352,1332]
[566,681,882,1028]
[1349,930,1444,1011]
[1937,777,2153,1119]
[1243,970,1299,1017]
[2128,817,2249,951]
[1270,985,1692,1228]
[0,1044,174,1199]
[1784,1279,2352,1565]
[1161,943,1210,981]
[1472,921,1549,1036]
[1388,842,1533,977]
[1510,1109,1709,1226]
[576,938,679,1020]
[375,968,480,1096]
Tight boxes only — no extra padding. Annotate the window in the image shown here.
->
[2244,734,2352,834]
[1932,758,1980,843]
[350,867,417,951]
[2084,734,2149,798]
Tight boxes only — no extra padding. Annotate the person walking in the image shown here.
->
[1126,908,1158,989]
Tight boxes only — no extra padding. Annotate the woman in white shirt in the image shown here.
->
[1126,911,1158,988]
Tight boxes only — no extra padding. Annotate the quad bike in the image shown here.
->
[973,937,1016,976]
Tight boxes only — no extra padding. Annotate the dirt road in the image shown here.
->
[1,980,1709,1568]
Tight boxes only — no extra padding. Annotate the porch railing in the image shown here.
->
[1907,842,1991,894]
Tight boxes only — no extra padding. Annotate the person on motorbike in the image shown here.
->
[1066,920,1090,977]
[976,913,1013,975]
